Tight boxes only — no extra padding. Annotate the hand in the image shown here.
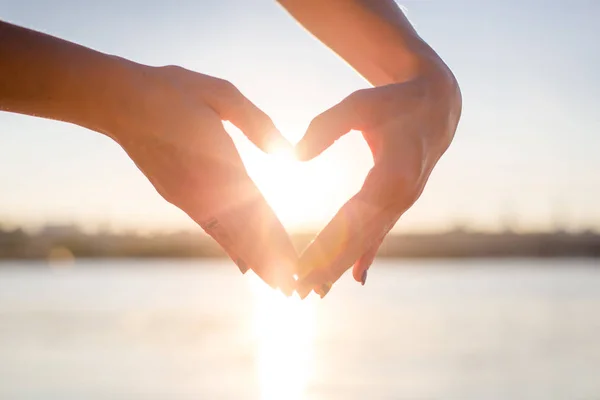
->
[103,63,298,295]
[295,62,462,298]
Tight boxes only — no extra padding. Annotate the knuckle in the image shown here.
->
[308,113,327,131]
[346,88,368,104]
[160,182,189,208]
[160,174,204,211]
[345,89,371,112]
[215,78,239,97]
[149,179,177,206]
[160,65,185,75]
[344,89,371,127]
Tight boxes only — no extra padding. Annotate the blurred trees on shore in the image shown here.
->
[1,224,599,261]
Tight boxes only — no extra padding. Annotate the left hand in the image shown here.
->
[101,64,299,295]
[295,62,462,298]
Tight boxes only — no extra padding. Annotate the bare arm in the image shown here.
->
[0,21,126,134]
[277,0,449,86]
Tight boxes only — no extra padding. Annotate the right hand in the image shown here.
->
[294,59,461,298]
[101,63,297,295]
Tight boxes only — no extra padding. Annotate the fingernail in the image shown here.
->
[317,282,332,298]
[235,258,249,274]
[361,270,368,286]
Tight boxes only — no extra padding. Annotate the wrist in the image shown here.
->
[75,55,142,140]
[0,22,139,134]
[375,36,448,84]
[381,37,460,103]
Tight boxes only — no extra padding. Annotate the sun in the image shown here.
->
[226,121,372,232]
[230,128,333,230]
[253,147,317,228]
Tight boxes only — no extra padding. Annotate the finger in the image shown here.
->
[352,216,398,283]
[352,215,399,285]
[197,222,249,276]
[352,240,380,285]
[294,91,365,161]
[125,107,297,295]
[210,80,293,154]
[199,187,298,296]
[296,198,394,299]
[296,166,403,298]
[170,129,297,295]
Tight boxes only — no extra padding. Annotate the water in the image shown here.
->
[0,259,599,400]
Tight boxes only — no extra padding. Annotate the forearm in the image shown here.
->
[0,20,129,133]
[278,0,449,86]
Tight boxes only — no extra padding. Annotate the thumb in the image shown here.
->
[295,92,363,161]
[211,81,292,154]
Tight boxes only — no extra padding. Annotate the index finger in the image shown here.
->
[209,80,293,154]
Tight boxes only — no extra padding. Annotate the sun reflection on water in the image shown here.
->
[250,276,316,400]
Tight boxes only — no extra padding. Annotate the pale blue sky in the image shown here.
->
[1,1,599,233]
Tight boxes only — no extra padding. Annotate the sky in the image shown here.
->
[1,0,599,233]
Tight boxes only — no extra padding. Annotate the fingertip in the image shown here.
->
[280,284,294,297]
[296,271,318,299]
[293,139,315,162]
[235,257,249,275]
[266,130,294,156]
[315,282,332,298]
[361,270,368,286]
[297,286,312,300]
[352,265,364,283]
[294,120,328,161]
[294,98,357,161]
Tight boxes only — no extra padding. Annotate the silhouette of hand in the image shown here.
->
[107,65,297,295]
[295,66,462,298]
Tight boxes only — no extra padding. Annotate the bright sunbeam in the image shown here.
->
[265,136,295,161]
[228,121,372,231]
[247,142,336,230]
[250,276,316,400]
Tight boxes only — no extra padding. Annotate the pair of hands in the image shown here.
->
[106,60,461,298]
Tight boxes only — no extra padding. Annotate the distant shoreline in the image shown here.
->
[1,227,599,261]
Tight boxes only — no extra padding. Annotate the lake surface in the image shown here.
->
[0,259,599,400]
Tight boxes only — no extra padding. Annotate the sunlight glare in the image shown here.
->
[228,121,372,231]
[250,276,316,400]
[265,136,295,161]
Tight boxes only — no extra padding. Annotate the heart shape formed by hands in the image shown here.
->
[0,4,463,300]
[115,64,460,299]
